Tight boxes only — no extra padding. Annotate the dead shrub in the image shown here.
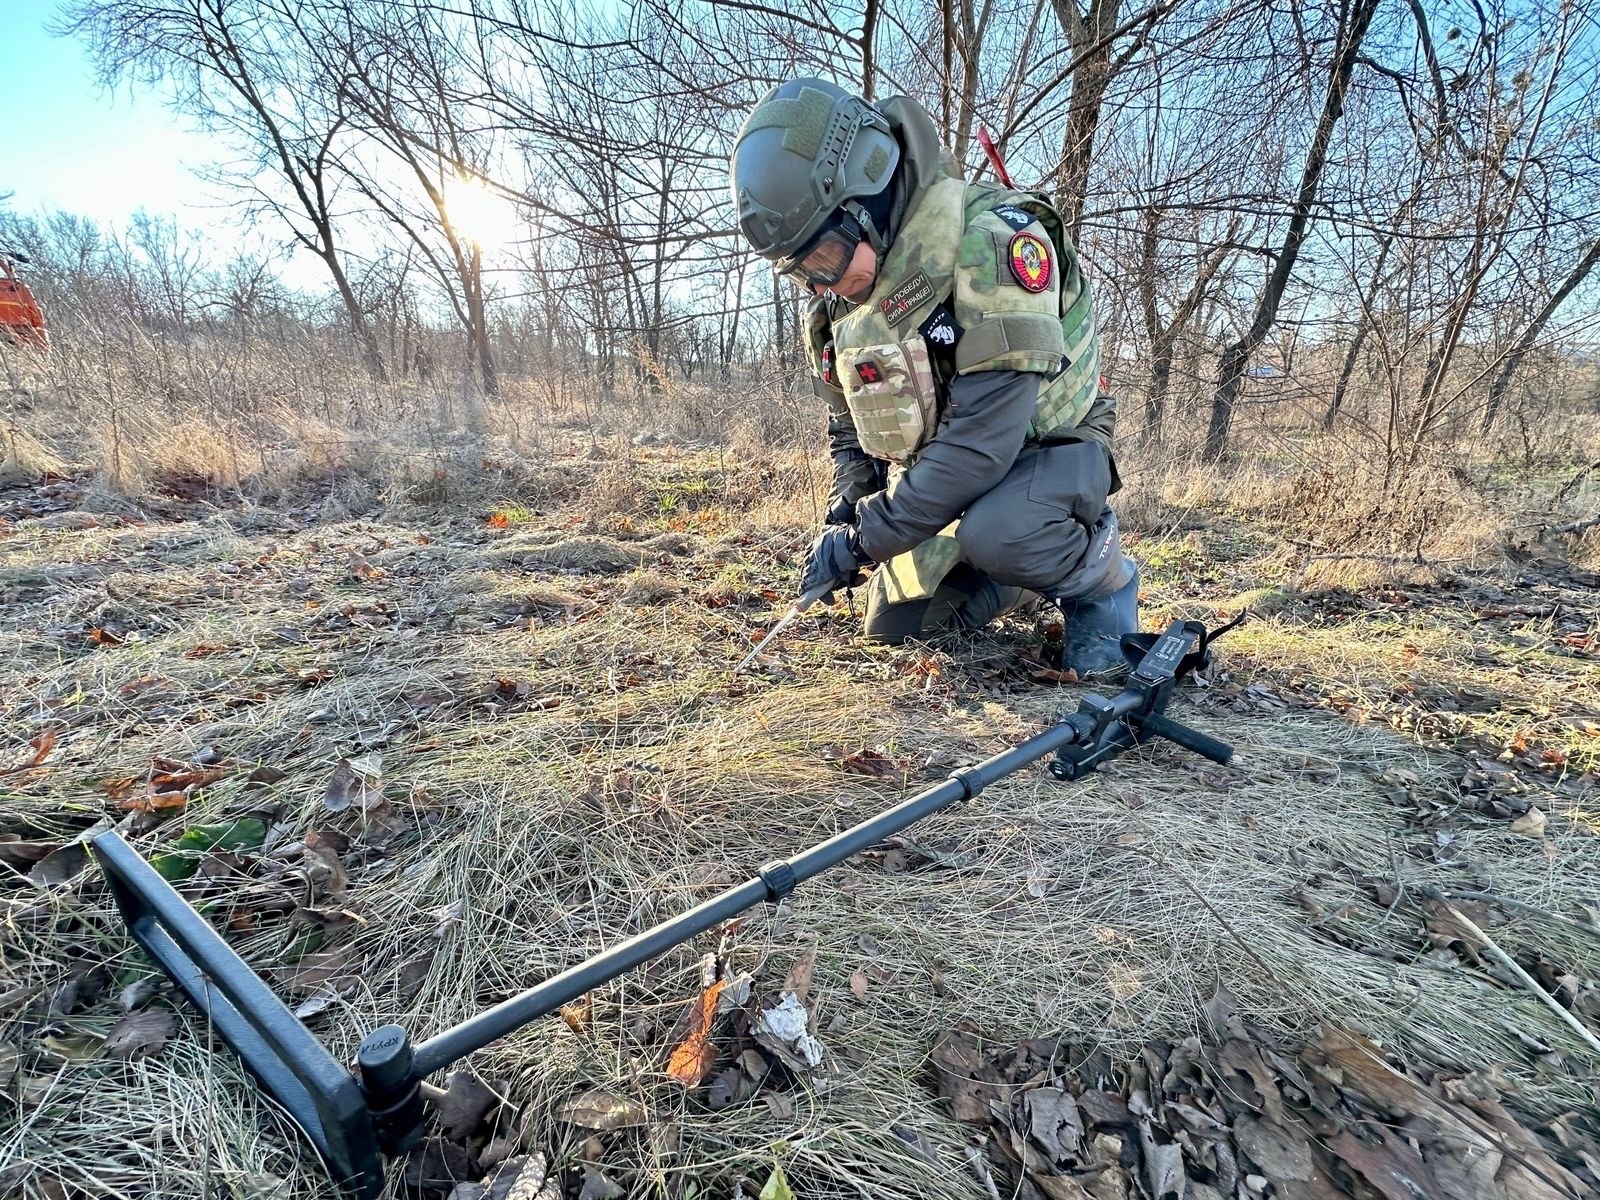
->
[0,423,68,482]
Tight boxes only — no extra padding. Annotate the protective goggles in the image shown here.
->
[777,210,865,290]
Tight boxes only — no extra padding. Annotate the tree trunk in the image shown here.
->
[1204,0,1381,462]
[1144,334,1175,447]
[320,239,388,382]
[860,0,881,98]
[1481,238,1600,433]
[465,244,498,400]
[1054,46,1112,241]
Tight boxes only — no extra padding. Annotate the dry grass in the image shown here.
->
[4,436,1599,1198]
[4,352,1599,1196]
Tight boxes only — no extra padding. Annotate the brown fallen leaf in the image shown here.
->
[849,970,869,1001]
[0,839,55,870]
[323,754,383,812]
[783,945,817,1003]
[684,861,736,890]
[1304,1027,1588,1199]
[557,1088,649,1132]
[666,979,725,1087]
[706,1066,746,1111]
[437,1070,499,1139]
[29,843,90,887]
[275,947,362,994]
[2,728,58,777]
[1024,1088,1085,1162]
[104,1009,176,1060]
[1509,808,1547,837]
[346,551,384,580]
[118,791,189,814]
[149,765,227,793]
[395,953,435,1003]
[765,1092,795,1119]
[561,993,592,1034]
[930,1030,1009,1122]
[840,748,907,781]
[403,1139,477,1194]
[578,1167,625,1200]
[1324,1127,1448,1200]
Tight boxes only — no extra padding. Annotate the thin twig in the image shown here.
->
[1541,512,1600,539]
[1436,888,1600,938]
[1551,459,1600,506]
[1440,902,1600,1055]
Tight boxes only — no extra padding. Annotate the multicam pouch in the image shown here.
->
[839,338,940,463]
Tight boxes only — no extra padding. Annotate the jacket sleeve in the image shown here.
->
[828,413,888,506]
[804,296,885,506]
[852,369,1037,562]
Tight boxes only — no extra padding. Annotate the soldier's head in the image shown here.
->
[729,78,901,301]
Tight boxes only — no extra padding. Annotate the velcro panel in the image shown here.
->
[864,145,890,182]
[955,312,1064,375]
[737,88,834,159]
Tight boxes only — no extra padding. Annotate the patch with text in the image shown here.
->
[918,304,962,349]
[992,204,1036,231]
[880,271,935,327]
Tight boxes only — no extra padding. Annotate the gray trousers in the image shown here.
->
[863,441,1116,644]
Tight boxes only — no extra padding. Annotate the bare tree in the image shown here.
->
[1482,239,1600,433]
[62,0,389,379]
[1203,0,1383,462]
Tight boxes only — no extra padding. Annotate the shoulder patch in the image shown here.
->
[1008,232,1053,293]
[880,271,934,327]
[917,303,962,349]
[992,204,1035,231]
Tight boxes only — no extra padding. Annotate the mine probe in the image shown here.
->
[91,617,1240,1199]
[733,581,837,674]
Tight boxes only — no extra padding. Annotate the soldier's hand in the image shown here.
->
[823,494,858,527]
[799,525,871,602]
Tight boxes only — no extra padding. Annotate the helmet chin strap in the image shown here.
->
[840,199,890,256]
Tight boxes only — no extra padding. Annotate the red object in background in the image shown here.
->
[0,255,48,350]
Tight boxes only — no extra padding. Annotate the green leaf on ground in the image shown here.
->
[758,1162,795,1200]
[150,819,267,882]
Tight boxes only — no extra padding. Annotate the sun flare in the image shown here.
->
[441,174,519,248]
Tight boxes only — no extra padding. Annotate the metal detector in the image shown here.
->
[92,618,1238,1198]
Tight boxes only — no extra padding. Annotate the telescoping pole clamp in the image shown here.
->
[92,617,1239,1198]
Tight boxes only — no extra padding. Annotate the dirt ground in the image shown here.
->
[2,443,1597,1200]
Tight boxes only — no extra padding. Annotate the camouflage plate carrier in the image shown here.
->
[807,179,1103,465]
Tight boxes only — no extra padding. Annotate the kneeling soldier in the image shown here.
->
[729,78,1138,676]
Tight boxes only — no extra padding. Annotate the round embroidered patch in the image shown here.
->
[1009,232,1053,293]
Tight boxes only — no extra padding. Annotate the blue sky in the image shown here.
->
[0,1,227,231]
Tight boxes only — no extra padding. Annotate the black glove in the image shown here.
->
[799,524,870,601]
[823,494,858,527]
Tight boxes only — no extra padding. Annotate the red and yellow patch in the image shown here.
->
[1008,232,1053,293]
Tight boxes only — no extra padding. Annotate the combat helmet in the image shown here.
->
[730,78,901,268]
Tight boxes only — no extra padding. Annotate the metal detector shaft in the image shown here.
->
[94,617,1237,1195]
[409,716,1086,1076]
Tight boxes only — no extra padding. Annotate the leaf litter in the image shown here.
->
[931,992,1595,1200]
[3,465,1598,1200]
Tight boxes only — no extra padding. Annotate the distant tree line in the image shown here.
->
[5,0,1597,479]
